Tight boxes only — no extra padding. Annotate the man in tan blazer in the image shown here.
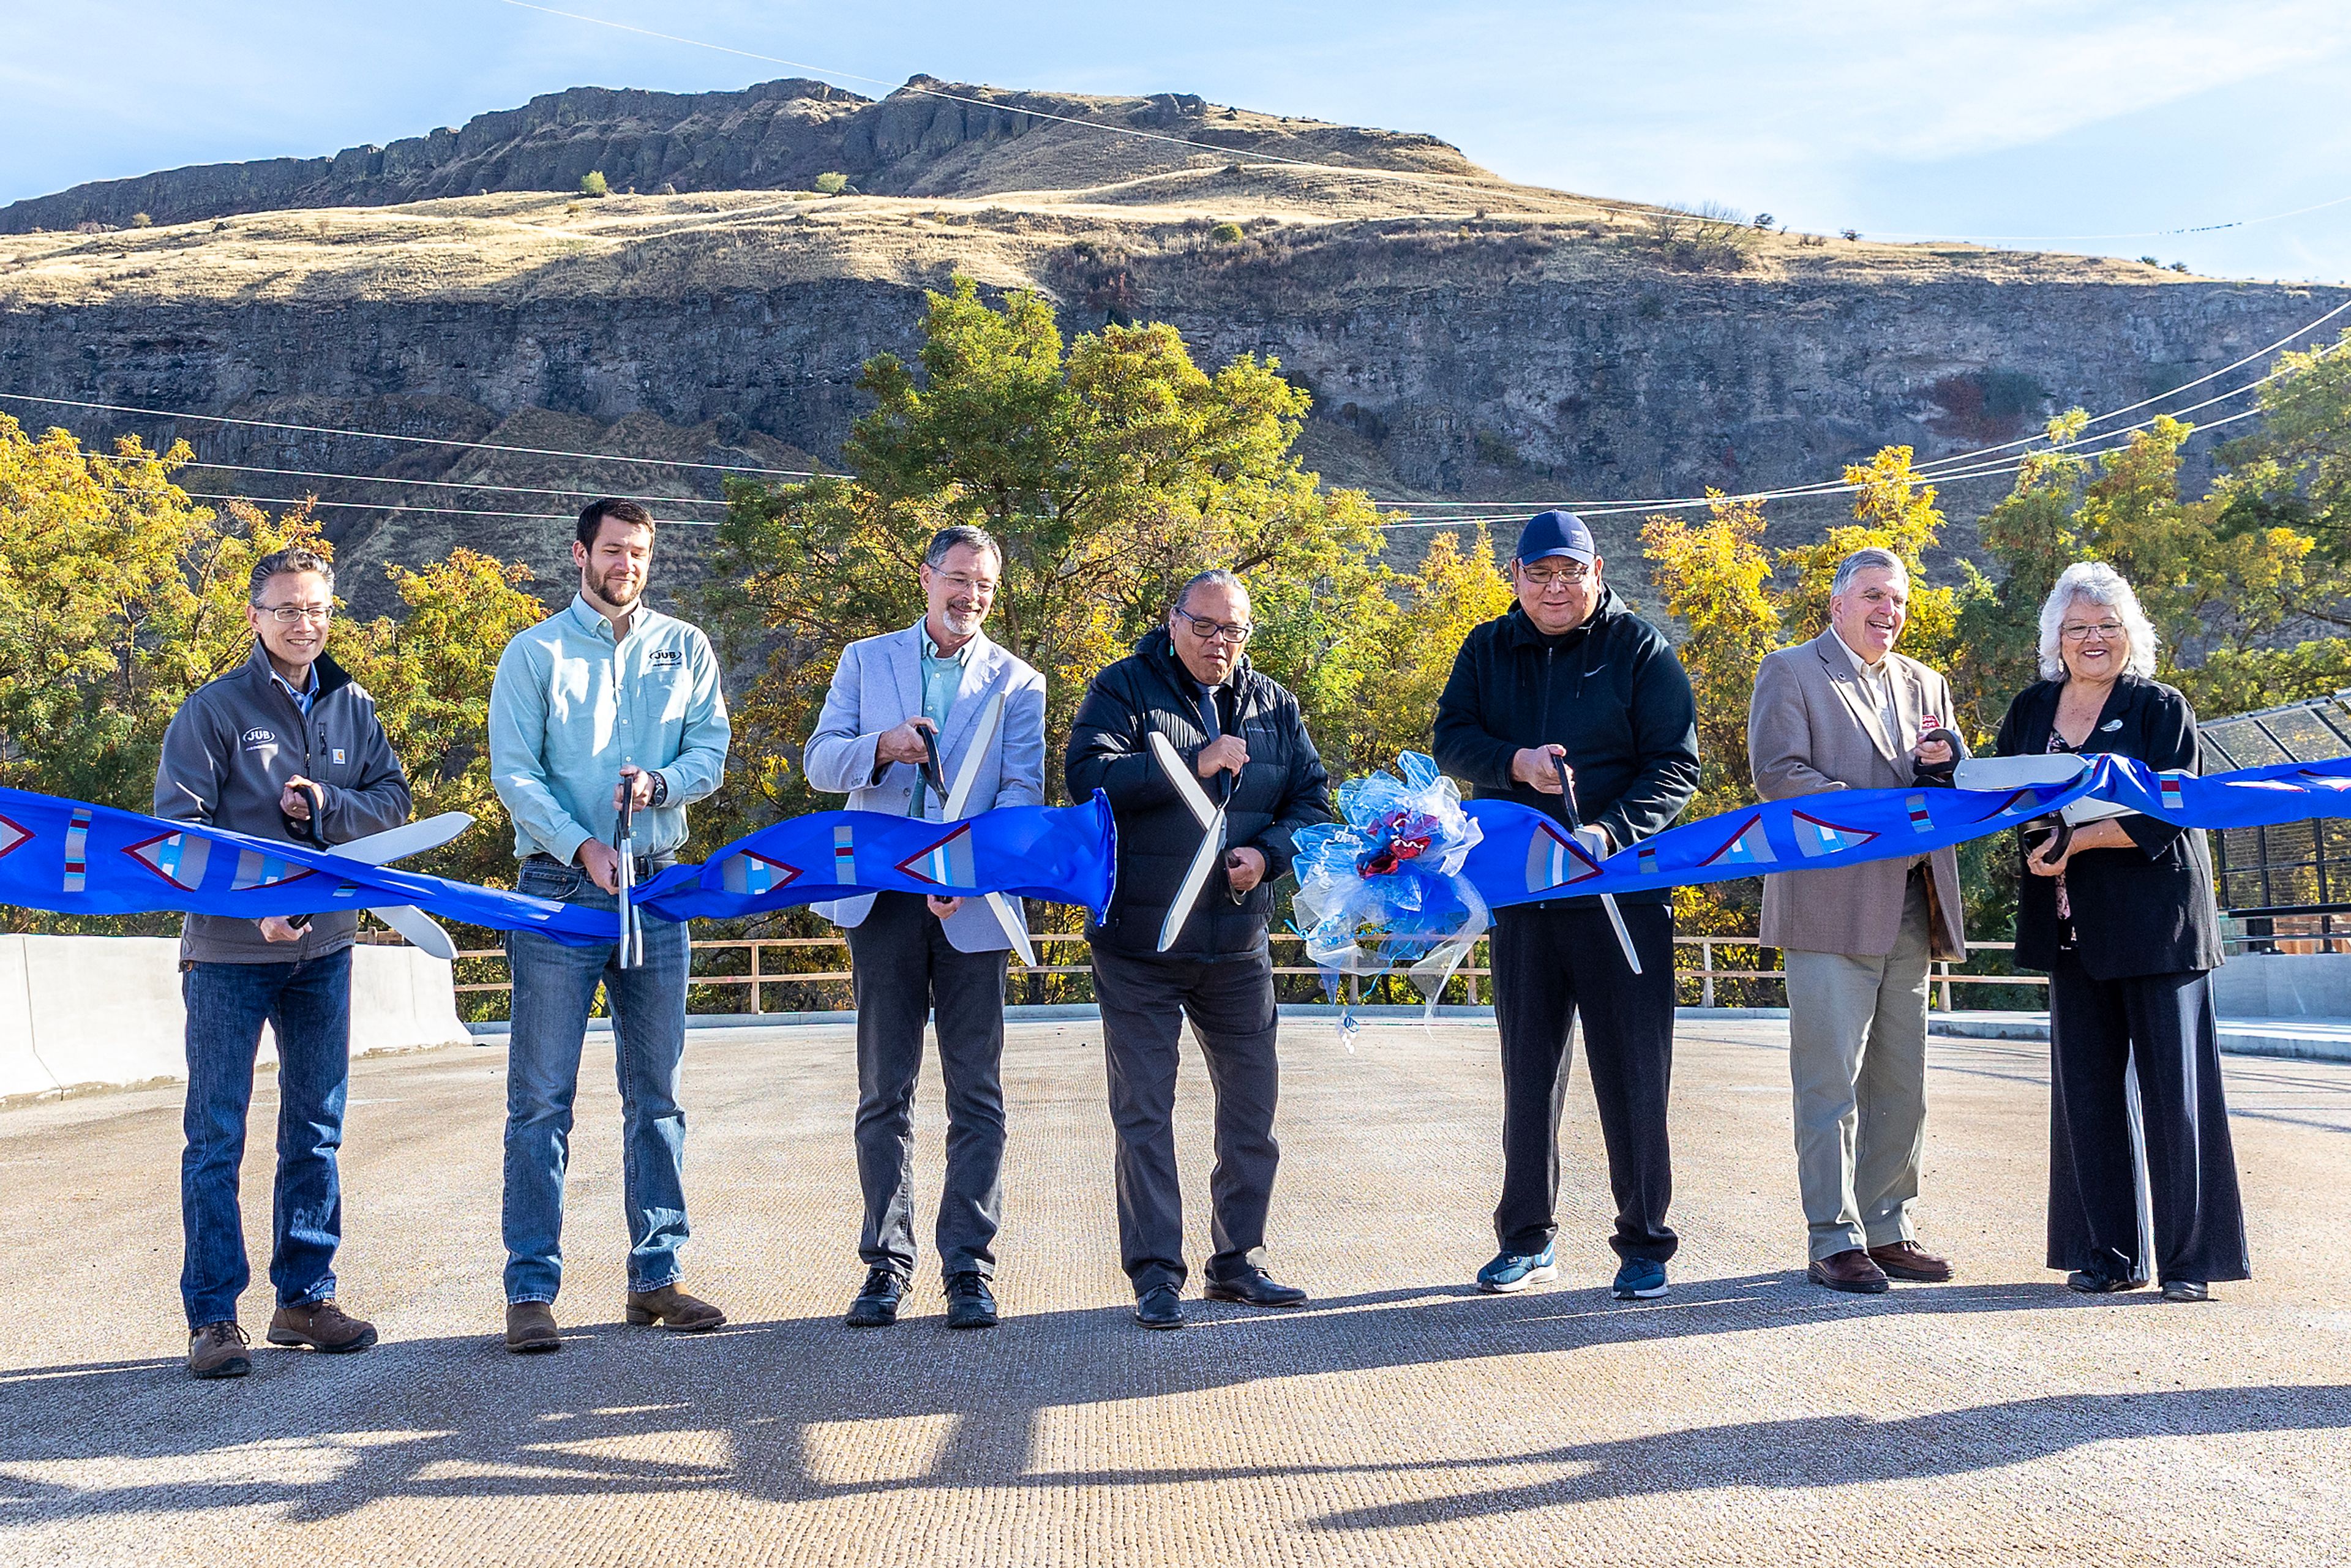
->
[1747,547,1967,1294]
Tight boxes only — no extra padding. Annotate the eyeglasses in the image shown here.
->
[929,569,997,595]
[1174,607,1254,644]
[257,604,333,625]
[2060,621,2126,642]
[1519,562,1592,590]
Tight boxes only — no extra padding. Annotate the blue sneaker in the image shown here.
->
[1476,1244,1558,1294]
[1612,1257,1668,1300]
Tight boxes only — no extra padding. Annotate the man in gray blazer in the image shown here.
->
[804,525,1047,1331]
[1747,547,1968,1294]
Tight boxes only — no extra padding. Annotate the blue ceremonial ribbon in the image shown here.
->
[1459,752,2351,909]
[0,785,608,940]
[0,786,1119,943]
[634,794,1118,925]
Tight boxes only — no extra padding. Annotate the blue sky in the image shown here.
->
[6,1,2347,280]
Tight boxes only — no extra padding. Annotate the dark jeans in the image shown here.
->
[846,891,1010,1280]
[1490,900,1679,1262]
[2047,956,2250,1285]
[501,858,692,1305]
[179,946,354,1329]
[1091,943,1281,1294]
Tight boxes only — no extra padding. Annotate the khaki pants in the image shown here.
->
[1782,876,1932,1262]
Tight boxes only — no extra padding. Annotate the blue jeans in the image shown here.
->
[501,858,692,1305]
[179,947,353,1329]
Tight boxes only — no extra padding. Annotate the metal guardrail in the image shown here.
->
[447,932,2047,1015]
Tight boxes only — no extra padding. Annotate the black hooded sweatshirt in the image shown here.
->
[1432,590,1700,907]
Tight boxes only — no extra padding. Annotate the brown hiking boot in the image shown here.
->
[504,1300,562,1354]
[624,1283,727,1332]
[188,1321,252,1379]
[268,1299,378,1353]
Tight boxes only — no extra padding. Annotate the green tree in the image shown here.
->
[579,171,609,199]
[701,276,1393,822]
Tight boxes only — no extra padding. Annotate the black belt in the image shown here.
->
[527,850,676,880]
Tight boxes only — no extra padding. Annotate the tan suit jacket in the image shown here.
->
[1747,628,1967,959]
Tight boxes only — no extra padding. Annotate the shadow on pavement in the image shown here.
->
[1,1274,2341,1529]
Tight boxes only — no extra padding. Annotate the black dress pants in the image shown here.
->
[1490,899,1679,1262]
[1090,943,1281,1294]
[2047,955,2249,1285]
[845,891,1010,1281]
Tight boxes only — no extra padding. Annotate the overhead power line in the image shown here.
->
[0,391,833,478]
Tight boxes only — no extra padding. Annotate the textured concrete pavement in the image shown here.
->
[2,1017,2348,1566]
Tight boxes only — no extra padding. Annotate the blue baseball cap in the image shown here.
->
[1513,509,1596,565]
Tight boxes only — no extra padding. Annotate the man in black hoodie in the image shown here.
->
[1433,511,1699,1302]
[1065,569,1333,1330]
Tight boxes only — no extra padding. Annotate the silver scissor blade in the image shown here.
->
[1158,809,1226,953]
[984,891,1038,966]
[1598,893,1642,975]
[329,811,473,867]
[373,903,458,961]
[943,688,1007,820]
[1148,731,1218,829]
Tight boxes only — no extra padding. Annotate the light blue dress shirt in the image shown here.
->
[488,594,732,865]
[911,628,973,814]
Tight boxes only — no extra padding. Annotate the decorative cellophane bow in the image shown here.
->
[1288,752,1488,1037]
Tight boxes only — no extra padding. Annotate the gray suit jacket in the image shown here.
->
[802,622,1048,952]
[1747,628,1968,959]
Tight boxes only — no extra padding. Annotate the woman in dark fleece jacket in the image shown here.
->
[1433,510,1700,1303]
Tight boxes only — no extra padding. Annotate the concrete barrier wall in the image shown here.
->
[0,935,468,1099]
[2210,952,2351,1019]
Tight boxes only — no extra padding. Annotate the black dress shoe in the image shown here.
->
[1133,1285,1186,1330]
[1201,1269,1308,1308]
[945,1271,1000,1329]
[845,1268,906,1327]
[2161,1280,2212,1303]
[2066,1269,2150,1294]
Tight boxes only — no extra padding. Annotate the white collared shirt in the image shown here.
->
[1831,625,1903,753]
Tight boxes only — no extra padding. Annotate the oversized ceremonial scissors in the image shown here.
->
[1553,756,1641,974]
[1150,730,1234,954]
[934,688,1038,967]
[293,808,473,961]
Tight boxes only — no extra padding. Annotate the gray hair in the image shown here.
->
[1173,568,1248,612]
[924,525,1001,570]
[249,546,334,604]
[1831,546,1908,598]
[2037,561,2159,680]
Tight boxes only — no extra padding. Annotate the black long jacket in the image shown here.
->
[1992,674,2224,979]
[1431,591,1700,907]
[1065,629,1333,961]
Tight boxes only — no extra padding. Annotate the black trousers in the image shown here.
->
[1490,900,1679,1262]
[844,891,1010,1280]
[2047,955,2249,1285]
[1090,943,1280,1294]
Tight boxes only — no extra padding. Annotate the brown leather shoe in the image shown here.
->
[187,1320,252,1379]
[268,1299,378,1352]
[624,1283,727,1332]
[505,1300,561,1353]
[1807,1248,1891,1294]
[1869,1240,1954,1283]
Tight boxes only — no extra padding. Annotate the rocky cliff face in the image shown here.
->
[0,77,1475,234]
[1,78,2339,618]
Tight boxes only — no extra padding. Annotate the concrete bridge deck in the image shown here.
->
[2,1018,2347,1566]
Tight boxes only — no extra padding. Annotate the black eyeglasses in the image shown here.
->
[1174,607,1253,644]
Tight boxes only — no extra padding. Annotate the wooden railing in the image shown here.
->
[449,932,2047,1016]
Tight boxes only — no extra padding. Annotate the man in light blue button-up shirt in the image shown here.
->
[486,498,732,1353]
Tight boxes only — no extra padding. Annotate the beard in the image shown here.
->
[589,564,645,609]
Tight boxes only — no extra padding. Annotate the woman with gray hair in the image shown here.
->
[1990,561,2247,1301]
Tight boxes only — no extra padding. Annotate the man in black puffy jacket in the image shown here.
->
[1065,569,1333,1330]
[1434,511,1699,1304]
